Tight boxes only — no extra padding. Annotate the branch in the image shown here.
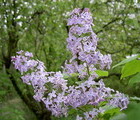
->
[95,18,121,34]
[97,46,125,54]
[7,69,51,120]
[26,10,48,25]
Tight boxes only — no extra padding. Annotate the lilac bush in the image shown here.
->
[11,8,129,120]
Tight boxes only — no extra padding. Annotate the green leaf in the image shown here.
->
[80,104,94,111]
[102,105,120,115]
[101,105,120,120]
[70,73,79,77]
[129,72,140,85]
[112,55,140,68]
[63,73,78,79]
[110,113,127,120]
[68,108,78,115]
[124,102,140,120]
[95,70,108,77]
[121,59,140,79]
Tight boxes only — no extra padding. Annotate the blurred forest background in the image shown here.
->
[0,0,140,120]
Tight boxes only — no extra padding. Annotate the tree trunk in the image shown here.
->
[1,0,52,119]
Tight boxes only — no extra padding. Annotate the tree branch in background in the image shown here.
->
[97,46,125,54]
[96,18,121,34]
[1,1,51,119]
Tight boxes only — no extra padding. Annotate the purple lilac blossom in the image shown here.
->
[109,91,129,111]
[83,107,104,120]
[12,51,129,118]
[65,8,112,78]
[11,8,129,120]
[12,51,69,116]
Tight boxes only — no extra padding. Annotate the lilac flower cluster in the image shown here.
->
[12,51,69,116]
[109,91,129,111]
[11,50,48,101]
[66,8,112,74]
[11,8,129,120]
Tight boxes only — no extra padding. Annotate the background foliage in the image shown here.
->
[0,0,140,119]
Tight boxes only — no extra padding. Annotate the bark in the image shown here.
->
[1,0,52,119]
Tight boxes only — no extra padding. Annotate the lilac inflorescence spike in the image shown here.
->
[11,8,129,120]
